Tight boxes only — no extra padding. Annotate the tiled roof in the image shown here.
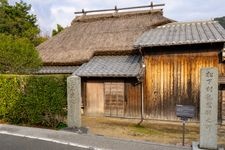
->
[74,55,141,77]
[135,21,225,47]
[36,66,79,74]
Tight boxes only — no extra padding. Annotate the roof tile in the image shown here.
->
[135,21,225,47]
[74,55,141,77]
[36,66,79,74]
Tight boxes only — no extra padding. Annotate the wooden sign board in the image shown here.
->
[176,105,195,119]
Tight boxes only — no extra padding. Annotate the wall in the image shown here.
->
[143,46,223,121]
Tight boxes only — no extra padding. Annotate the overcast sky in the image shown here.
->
[9,0,225,35]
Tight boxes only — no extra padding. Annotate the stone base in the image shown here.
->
[192,142,224,150]
[61,127,89,134]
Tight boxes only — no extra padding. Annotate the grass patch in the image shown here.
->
[132,124,161,135]
[56,122,68,130]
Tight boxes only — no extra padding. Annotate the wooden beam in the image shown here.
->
[74,2,165,15]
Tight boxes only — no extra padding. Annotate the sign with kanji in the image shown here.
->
[200,68,218,149]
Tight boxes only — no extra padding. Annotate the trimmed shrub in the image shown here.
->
[0,34,42,73]
[0,75,67,128]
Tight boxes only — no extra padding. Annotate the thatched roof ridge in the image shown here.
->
[37,9,173,66]
[73,9,163,22]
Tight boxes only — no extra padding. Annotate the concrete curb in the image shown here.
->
[0,124,191,150]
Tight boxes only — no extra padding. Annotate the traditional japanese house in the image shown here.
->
[37,3,225,123]
[37,8,172,118]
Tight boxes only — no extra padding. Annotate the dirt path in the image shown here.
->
[82,116,225,146]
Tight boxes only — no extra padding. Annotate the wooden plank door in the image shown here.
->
[86,81,104,116]
[124,82,142,118]
[104,82,125,117]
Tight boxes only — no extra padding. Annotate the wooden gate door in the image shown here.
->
[104,82,125,117]
[86,81,104,116]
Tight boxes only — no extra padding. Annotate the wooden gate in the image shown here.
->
[104,82,125,117]
[86,81,104,116]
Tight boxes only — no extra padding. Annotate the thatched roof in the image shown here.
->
[37,9,172,66]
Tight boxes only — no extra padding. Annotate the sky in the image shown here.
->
[9,0,225,36]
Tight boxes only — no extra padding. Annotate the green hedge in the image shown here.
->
[0,75,67,128]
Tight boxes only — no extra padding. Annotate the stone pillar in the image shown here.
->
[200,68,218,149]
[67,75,81,128]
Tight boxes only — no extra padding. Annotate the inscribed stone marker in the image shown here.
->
[200,68,218,149]
[67,76,81,128]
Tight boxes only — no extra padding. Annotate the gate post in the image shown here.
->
[67,75,81,128]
